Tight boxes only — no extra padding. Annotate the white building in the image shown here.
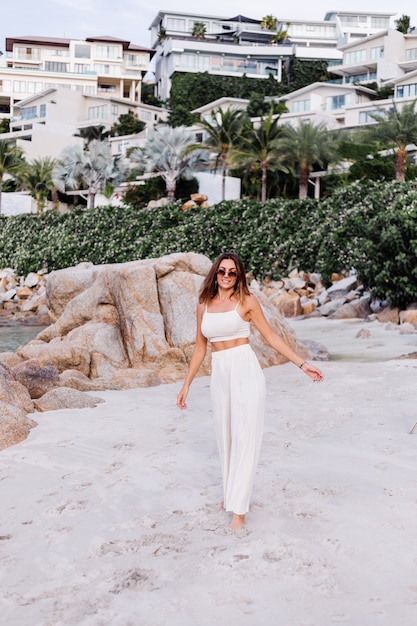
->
[148,10,396,100]
[0,35,154,127]
[1,86,168,161]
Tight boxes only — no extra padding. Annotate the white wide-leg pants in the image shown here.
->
[210,344,266,515]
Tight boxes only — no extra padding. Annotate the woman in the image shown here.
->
[177,252,323,531]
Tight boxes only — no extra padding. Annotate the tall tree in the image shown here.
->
[395,14,415,34]
[52,140,128,209]
[18,157,57,215]
[0,139,25,214]
[365,100,417,182]
[193,108,247,201]
[130,125,208,200]
[231,112,290,201]
[279,121,338,199]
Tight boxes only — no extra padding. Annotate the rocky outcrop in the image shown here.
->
[0,268,52,325]
[0,363,34,414]
[11,359,60,399]
[258,270,373,321]
[33,388,105,412]
[0,402,37,451]
[0,363,36,450]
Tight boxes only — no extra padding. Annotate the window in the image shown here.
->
[346,72,372,83]
[88,105,108,120]
[13,81,26,93]
[126,54,147,67]
[326,94,351,110]
[1,80,11,92]
[96,45,121,59]
[345,49,366,64]
[75,44,91,58]
[94,64,121,76]
[371,17,389,29]
[359,110,378,124]
[405,48,417,61]
[180,54,196,69]
[44,48,69,57]
[15,46,41,61]
[166,18,186,31]
[111,104,118,121]
[396,83,417,98]
[293,99,310,113]
[340,15,368,27]
[140,110,151,121]
[45,61,69,72]
[98,84,116,93]
[21,106,37,120]
[199,55,211,71]
[371,46,384,60]
[40,104,46,117]
[27,81,43,94]
[84,85,96,95]
[74,64,91,73]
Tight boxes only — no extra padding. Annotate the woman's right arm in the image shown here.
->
[177,302,208,409]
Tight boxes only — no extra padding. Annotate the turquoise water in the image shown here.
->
[0,325,46,353]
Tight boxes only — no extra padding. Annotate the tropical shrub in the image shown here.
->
[1,180,417,307]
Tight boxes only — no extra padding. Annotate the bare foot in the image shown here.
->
[231,514,245,531]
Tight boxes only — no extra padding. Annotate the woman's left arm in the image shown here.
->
[246,294,324,382]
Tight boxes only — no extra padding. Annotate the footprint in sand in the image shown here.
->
[105,460,124,474]
[111,568,159,593]
[112,442,136,450]
[47,499,88,515]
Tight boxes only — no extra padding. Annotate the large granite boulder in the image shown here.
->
[33,388,105,412]
[0,363,34,414]
[0,402,37,451]
[11,359,60,399]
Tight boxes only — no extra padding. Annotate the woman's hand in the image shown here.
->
[301,362,324,382]
[177,386,188,410]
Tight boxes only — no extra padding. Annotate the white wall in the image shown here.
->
[0,193,35,216]
[195,172,240,204]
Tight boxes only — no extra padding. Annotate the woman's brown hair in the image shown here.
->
[199,251,250,304]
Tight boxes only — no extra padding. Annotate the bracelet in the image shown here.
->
[299,361,306,369]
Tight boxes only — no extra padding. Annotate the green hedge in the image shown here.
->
[1,180,417,307]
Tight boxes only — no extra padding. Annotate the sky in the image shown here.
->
[2,0,417,52]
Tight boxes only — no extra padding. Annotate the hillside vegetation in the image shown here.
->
[1,180,417,308]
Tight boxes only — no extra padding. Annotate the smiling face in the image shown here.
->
[216,258,238,290]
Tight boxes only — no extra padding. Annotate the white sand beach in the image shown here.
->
[1,318,417,626]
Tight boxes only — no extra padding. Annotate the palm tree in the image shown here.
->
[192,108,247,201]
[74,125,110,146]
[365,100,417,182]
[395,14,415,34]
[191,22,207,40]
[130,125,208,200]
[231,112,290,201]
[18,157,57,215]
[279,121,338,199]
[52,140,129,209]
[261,15,278,31]
[0,139,25,214]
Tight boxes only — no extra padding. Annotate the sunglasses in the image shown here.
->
[217,268,238,278]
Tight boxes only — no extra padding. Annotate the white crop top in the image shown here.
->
[201,303,250,342]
